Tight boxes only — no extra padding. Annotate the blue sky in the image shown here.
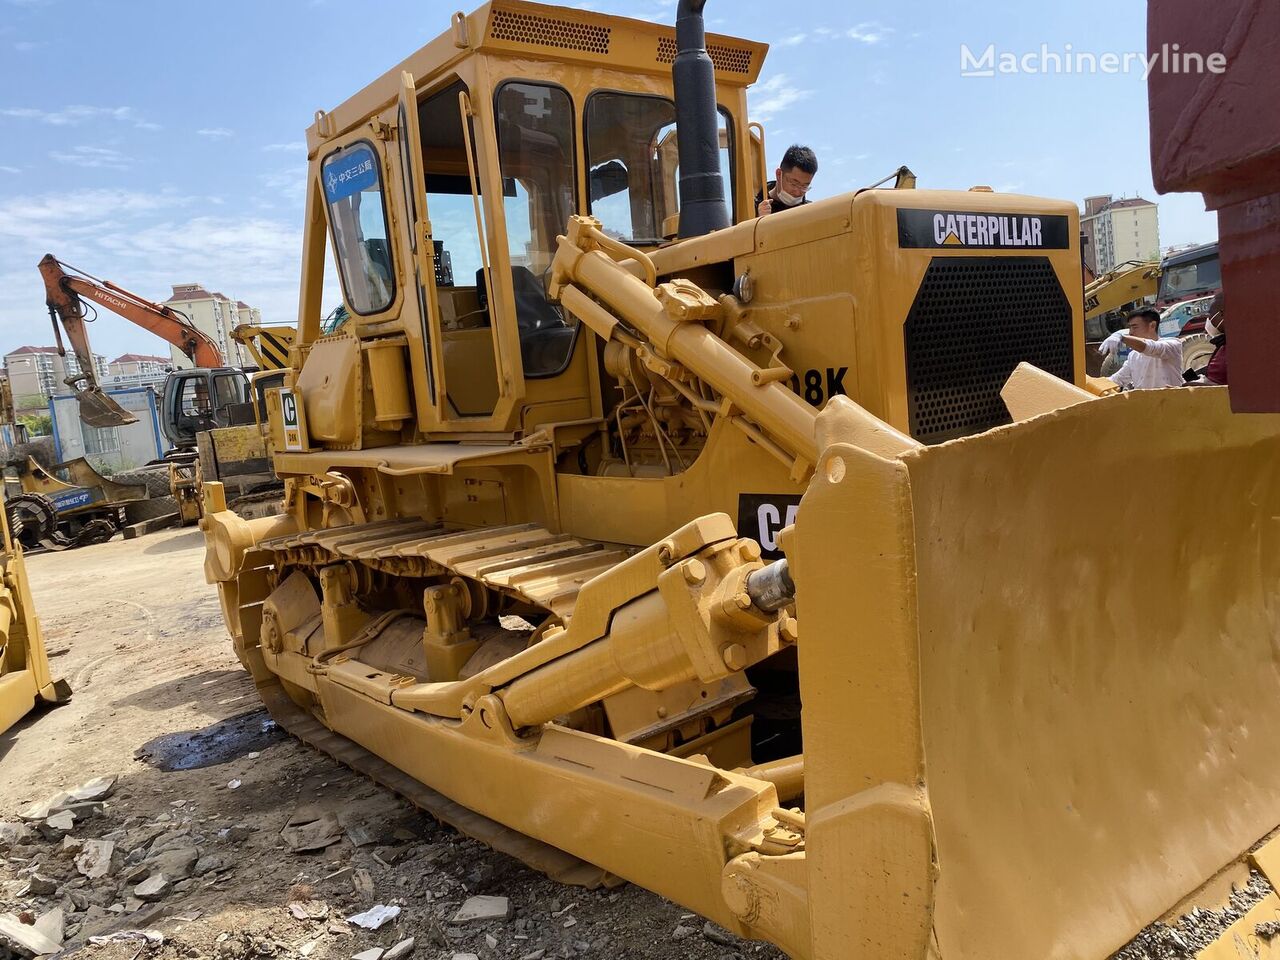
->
[0,0,1217,361]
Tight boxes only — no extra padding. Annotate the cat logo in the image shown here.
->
[738,493,803,561]
[898,208,1071,250]
[280,388,306,452]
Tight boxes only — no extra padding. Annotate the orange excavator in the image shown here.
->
[38,255,257,449]
[38,255,281,525]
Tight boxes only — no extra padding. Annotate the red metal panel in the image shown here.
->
[1148,0,1280,411]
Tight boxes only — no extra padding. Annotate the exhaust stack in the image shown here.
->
[673,0,730,238]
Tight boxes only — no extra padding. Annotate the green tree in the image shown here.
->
[19,413,52,436]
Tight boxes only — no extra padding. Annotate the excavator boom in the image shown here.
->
[38,254,225,427]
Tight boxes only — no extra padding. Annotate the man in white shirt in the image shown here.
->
[1100,308,1185,390]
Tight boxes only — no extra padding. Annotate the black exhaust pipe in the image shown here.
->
[674,0,730,238]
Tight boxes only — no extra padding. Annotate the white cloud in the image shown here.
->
[0,188,318,356]
[13,40,42,51]
[262,142,305,153]
[49,146,133,170]
[749,74,812,123]
[0,104,158,129]
[0,165,20,173]
[780,33,807,46]
[197,127,234,139]
[261,168,306,203]
[848,22,891,45]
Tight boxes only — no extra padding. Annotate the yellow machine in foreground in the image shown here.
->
[201,3,1280,957]
[0,499,68,735]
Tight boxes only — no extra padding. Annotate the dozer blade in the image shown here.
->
[74,385,138,428]
[794,384,1280,960]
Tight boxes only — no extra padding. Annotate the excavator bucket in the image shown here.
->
[73,384,138,428]
[793,377,1280,959]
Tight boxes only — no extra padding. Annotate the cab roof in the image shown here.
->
[306,0,767,154]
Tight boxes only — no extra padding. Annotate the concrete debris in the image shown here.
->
[0,912,62,958]
[383,937,415,960]
[352,867,374,898]
[67,775,118,803]
[134,872,171,901]
[145,845,199,880]
[220,825,252,843]
[20,874,58,897]
[484,933,498,948]
[518,951,546,960]
[345,823,377,847]
[672,923,696,940]
[18,778,114,823]
[298,941,319,958]
[450,955,479,960]
[346,904,400,930]
[75,838,118,879]
[352,950,384,960]
[703,920,738,946]
[288,899,329,921]
[0,821,35,848]
[195,853,232,876]
[33,906,63,947]
[227,780,242,790]
[281,807,342,852]
[451,895,509,923]
[322,865,355,885]
[87,929,164,946]
[38,810,75,839]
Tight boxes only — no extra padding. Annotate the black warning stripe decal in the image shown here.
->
[259,331,290,370]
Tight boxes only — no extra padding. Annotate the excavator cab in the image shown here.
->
[160,368,254,450]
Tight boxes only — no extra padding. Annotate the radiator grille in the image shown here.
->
[903,257,1074,443]
[490,10,610,54]
[656,36,753,74]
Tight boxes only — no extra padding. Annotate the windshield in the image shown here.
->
[321,142,395,315]
[1158,255,1220,301]
[585,92,732,243]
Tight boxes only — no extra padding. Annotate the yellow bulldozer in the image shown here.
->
[0,494,68,735]
[200,3,1280,957]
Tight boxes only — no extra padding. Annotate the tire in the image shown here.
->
[113,466,173,499]
[1179,333,1215,378]
[124,495,179,524]
[116,464,181,524]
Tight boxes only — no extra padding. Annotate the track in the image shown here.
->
[256,679,618,890]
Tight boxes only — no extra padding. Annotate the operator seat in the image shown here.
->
[475,266,576,376]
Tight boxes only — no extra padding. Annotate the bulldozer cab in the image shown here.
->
[293,5,764,439]
[161,367,253,449]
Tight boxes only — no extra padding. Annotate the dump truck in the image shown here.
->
[0,489,69,734]
[200,3,1280,957]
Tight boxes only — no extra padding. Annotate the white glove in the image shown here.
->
[1098,329,1126,355]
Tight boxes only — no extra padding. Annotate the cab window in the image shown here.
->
[585,92,733,243]
[322,142,395,315]
[495,81,580,377]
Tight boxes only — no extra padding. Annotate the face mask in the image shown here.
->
[774,185,803,207]
[1205,315,1221,339]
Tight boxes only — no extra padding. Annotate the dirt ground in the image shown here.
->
[0,528,786,960]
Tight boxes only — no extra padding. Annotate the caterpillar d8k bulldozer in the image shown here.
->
[200,2,1280,957]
